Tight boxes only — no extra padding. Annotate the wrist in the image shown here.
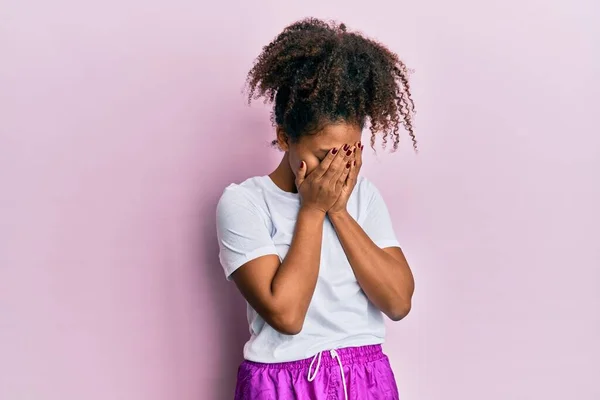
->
[299,205,327,221]
[327,209,351,222]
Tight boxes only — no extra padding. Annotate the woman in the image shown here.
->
[216,18,416,400]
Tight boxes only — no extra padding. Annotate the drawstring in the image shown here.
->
[330,349,348,400]
[307,351,322,382]
[307,350,348,400]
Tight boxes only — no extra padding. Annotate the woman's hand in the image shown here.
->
[328,141,363,216]
[296,145,354,214]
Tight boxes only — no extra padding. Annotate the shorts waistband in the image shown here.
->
[243,344,385,370]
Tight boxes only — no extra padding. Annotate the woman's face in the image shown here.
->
[279,122,363,177]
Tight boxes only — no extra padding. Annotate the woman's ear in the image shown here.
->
[276,127,289,152]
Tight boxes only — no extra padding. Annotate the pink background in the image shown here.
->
[1,0,599,399]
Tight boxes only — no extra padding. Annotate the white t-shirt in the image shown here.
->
[216,175,400,363]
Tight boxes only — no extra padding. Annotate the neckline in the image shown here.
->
[262,175,300,200]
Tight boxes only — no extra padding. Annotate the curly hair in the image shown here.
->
[246,18,416,152]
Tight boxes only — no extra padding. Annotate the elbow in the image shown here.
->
[275,323,303,336]
[385,299,412,322]
[269,310,305,336]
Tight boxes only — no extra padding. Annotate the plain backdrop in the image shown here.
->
[1,0,599,399]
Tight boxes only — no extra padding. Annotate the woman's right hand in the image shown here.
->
[295,145,354,214]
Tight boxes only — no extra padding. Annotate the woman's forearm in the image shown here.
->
[329,210,414,320]
[270,207,325,332]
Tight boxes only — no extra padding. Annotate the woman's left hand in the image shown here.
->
[328,141,363,216]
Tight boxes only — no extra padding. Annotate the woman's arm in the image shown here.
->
[231,207,325,335]
[328,211,414,321]
[226,147,353,335]
[326,142,414,320]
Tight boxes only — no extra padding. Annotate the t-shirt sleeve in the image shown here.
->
[362,180,401,249]
[216,186,278,280]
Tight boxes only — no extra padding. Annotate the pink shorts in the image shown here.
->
[234,344,399,400]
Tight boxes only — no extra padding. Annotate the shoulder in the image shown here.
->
[353,176,390,212]
[217,176,269,216]
[355,175,381,198]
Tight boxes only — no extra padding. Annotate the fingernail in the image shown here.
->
[353,147,356,154]
[343,144,349,151]
[346,149,352,156]
[300,161,304,168]
[332,148,338,154]
[346,162,351,168]
[353,160,356,166]
[358,141,362,147]
[360,144,364,151]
